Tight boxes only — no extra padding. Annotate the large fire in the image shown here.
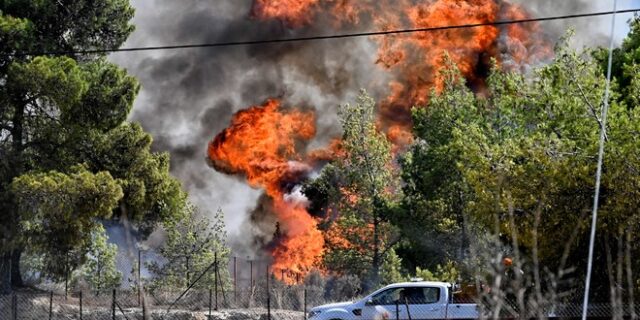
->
[209,0,550,282]
[208,100,324,282]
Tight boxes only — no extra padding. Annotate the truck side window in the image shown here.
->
[371,288,405,305]
[371,287,440,305]
[402,288,425,304]
[397,287,441,304]
[422,287,440,304]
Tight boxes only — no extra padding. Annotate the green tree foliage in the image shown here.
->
[595,16,640,107]
[11,166,122,279]
[381,248,405,285]
[338,91,395,202]
[413,261,459,283]
[405,36,640,297]
[0,0,134,61]
[147,206,230,290]
[308,90,399,288]
[0,0,186,292]
[85,123,186,235]
[78,226,123,292]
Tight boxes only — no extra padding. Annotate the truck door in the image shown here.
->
[361,287,409,320]
[403,286,447,319]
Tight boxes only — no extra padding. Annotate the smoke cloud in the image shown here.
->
[110,0,386,257]
[511,0,638,49]
[109,0,637,257]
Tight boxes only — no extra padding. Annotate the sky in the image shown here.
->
[109,0,640,254]
[585,0,640,44]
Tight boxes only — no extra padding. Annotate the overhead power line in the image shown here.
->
[4,8,640,57]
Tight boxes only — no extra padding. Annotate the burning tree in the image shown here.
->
[309,91,400,288]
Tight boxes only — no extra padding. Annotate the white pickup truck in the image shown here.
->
[307,281,479,320]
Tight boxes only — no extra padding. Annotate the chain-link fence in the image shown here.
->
[4,252,638,319]
[2,286,638,319]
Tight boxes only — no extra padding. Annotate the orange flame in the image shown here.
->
[251,0,320,27]
[208,99,324,283]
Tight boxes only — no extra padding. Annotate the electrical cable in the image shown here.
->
[2,8,639,57]
[581,1,618,319]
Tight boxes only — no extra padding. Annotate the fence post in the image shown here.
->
[138,249,141,306]
[209,288,213,319]
[112,289,116,320]
[249,259,253,288]
[267,266,271,320]
[64,253,69,300]
[79,291,83,320]
[142,292,147,320]
[303,287,307,320]
[233,256,237,306]
[209,289,213,319]
[214,252,218,311]
[12,293,17,320]
[248,258,253,309]
[48,291,53,320]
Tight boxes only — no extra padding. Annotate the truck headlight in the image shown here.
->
[308,310,322,319]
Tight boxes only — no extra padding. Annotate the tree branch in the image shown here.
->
[380,232,402,257]
[27,98,62,126]
[567,62,609,142]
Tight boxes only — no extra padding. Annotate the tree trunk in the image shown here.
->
[371,213,380,289]
[186,256,190,287]
[10,249,23,287]
[460,217,468,261]
[6,101,25,289]
[0,252,11,293]
[456,188,469,263]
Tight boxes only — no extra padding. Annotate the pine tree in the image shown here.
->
[381,248,404,285]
